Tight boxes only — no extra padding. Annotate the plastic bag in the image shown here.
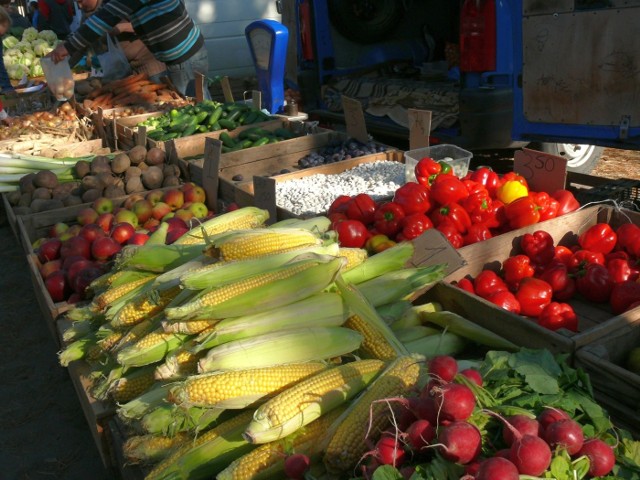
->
[97,35,132,83]
[41,56,74,101]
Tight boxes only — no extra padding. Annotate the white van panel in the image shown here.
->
[184,0,281,77]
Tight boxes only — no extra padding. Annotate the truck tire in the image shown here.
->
[328,0,404,44]
[527,142,604,174]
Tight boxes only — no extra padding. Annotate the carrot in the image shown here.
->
[139,83,165,93]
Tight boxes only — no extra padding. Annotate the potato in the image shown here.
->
[125,166,142,181]
[141,166,164,190]
[34,170,59,189]
[18,192,32,207]
[32,187,52,200]
[63,195,83,207]
[75,160,91,178]
[97,172,116,188]
[114,177,125,189]
[111,153,131,174]
[104,185,126,198]
[126,177,145,194]
[81,175,101,191]
[82,188,103,203]
[163,164,180,178]
[128,145,147,165]
[13,206,32,215]
[19,173,36,194]
[138,162,149,171]
[31,198,64,213]
[162,175,181,187]
[146,147,166,166]
[90,155,112,175]
[6,190,21,206]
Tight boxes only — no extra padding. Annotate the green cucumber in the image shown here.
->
[251,137,270,147]
[219,132,236,148]
[218,119,237,130]
[195,111,209,124]
[273,127,295,139]
[182,124,198,137]
[207,106,223,126]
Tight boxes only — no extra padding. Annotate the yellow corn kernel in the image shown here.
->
[337,247,368,271]
[154,347,204,381]
[324,355,424,474]
[116,328,188,367]
[213,228,322,261]
[173,207,270,245]
[96,330,125,353]
[92,276,154,311]
[170,362,328,409]
[244,359,386,444]
[112,317,158,353]
[345,314,398,361]
[108,367,157,403]
[110,286,180,329]
[162,318,219,335]
[123,432,189,465]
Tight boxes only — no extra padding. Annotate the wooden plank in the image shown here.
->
[104,418,147,480]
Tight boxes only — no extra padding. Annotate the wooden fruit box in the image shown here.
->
[113,112,165,150]
[441,205,640,356]
[104,417,148,480]
[574,317,640,434]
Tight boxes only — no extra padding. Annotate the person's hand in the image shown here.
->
[47,44,70,64]
[112,22,134,35]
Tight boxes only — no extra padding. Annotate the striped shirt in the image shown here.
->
[64,0,204,65]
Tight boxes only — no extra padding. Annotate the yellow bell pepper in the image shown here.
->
[496,180,529,204]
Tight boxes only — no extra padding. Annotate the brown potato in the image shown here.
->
[82,188,103,203]
[96,172,116,188]
[32,187,52,200]
[63,195,84,207]
[6,190,21,206]
[81,175,101,191]
[162,175,181,187]
[75,160,91,179]
[126,177,145,194]
[125,166,142,181]
[163,164,180,178]
[146,147,166,166]
[18,192,32,207]
[90,155,112,175]
[104,185,126,198]
[138,162,149,171]
[33,170,59,189]
[111,153,131,174]
[19,173,36,194]
[128,145,147,165]
[31,198,64,213]
[141,166,164,189]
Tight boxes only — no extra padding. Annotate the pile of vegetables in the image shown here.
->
[0,102,85,141]
[3,27,58,80]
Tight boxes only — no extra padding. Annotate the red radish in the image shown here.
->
[544,418,584,455]
[502,415,541,446]
[577,438,615,477]
[283,453,310,480]
[476,457,520,480]
[375,434,406,467]
[406,419,435,451]
[410,396,438,425]
[396,406,418,432]
[460,368,483,386]
[537,407,570,431]
[428,355,458,383]
[421,378,441,398]
[434,383,476,422]
[495,448,511,458]
[509,434,552,475]
[436,421,482,464]
[464,459,483,476]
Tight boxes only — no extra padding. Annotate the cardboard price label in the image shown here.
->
[341,96,369,144]
[408,109,432,150]
[514,148,567,193]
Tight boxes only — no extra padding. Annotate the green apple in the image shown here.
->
[188,201,208,219]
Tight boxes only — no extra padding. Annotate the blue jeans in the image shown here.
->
[167,45,210,99]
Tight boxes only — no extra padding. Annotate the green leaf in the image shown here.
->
[510,350,561,394]
[572,456,591,479]
[550,453,572,480]
[413,456,464,480]
[371,465,403,480]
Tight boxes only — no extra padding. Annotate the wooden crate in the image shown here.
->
[113,112,164,151]
[104,418,147,480]
[574,317,640,434]
[441,205,640,355]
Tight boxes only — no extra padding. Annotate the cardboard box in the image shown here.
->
[441,205,640,355]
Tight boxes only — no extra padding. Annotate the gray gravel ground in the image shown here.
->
[0,216,114,480]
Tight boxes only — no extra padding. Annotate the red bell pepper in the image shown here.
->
[334,219,369,248]
[502,254,536,290]
[463,223,492,246]
[373,202,406,238]
[615,223,640,258]
[328,195,353,215]
[520,230,556,266]
[551,189,580,216]
[533,192,560,221]
[504,195,541,230]
[537,302,578,332]
[430,203,472,234]
[328,212,348,230]
[568,249,605,273]
[469,167,500,197]
[415,156,441,187]
[554,245,575,267]
[538,262,571,293]
[437,221,464,249]
[607,258,633,284]
[486,290,521,314]
[429,174,469,206]
[399,212,433,240]
[610,280,640,314]
[393,182,431,215]
[455,277,476,295]
[554,277,577,302]
[344,193,377,225]
[515,277,553,317]
[473,270,508,299]
[575,263,613,303]
[500,171,529,189]
[578,223,617,254]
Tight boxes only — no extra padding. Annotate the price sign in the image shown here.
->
[202,137,221,210]
[253,176,277,225]
[221,76,234,103]
[514,148,567,193]
[341,96,368,144]
[408,109,432,150]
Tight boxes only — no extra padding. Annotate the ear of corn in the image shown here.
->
[109,286,181,329]
[180,243,340,291]
[337,247,369,271]
[108,365,157,403]
[118,383,172,422]
[115,244,205,273]
[111,315,162,353]
[152,256,217,292]
[339,241,415,286]
[337,276,408,359]
[166,255,345,321]
[169,362,328,409]
[61,320,95,344]
[393,325,441,343]
[116,328,189,367]
[390,302,441,330]
[143,409,256,480]
[161,318,218,335]
[198,326,363,373]
[146,221,169,245]
[172,206,269,245]
[58,333,98,367]
[154,342,205,381]
[205,227,323,262]
[419,309,520,351]
[193,292,347,353]
[357,264,447,307]
[217,406,344,480]
[91,273,157,310]
[376,300,414,326]
[65,305,101,322]
[323,354,424,474]
[122,432,189,465]
[243,358,386,444]
[404,331,468,357]
[268,215,332,233]
[141,403,226,437]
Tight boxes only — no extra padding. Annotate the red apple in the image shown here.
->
[164,217,188,232]
[183,185,206,204]
[67,292,84,304]
[127,232,150,246]
[114,209,139,228]
[132,199,154,223]
[62,255,88,271]
[77,207,99,226]
[152,201,172,220]
[188,202,209,219]
[110,222,137,245]
[59,224,83,242]
[45,271,69,303]
[145,189,165,206]
[60,236,91,260]
[143,217,160,231]
[92,197,114,214]
[181,181,196,192]
[39,259,63,280]
[174,208,194,223]
[92,236,123,261]
[48,222,70,238]
[163,189,185,210]
[66,258,95,287]
[96,213,115,234]
[166,227,188,244]
[226,202,239,212]
[73,266,104,295]
[38,238,62,263]
[123,193,146,210]
[79,223,106,243]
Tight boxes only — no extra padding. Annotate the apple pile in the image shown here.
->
[34,183,210,304]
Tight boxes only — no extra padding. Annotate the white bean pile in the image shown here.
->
[276,161,405,216]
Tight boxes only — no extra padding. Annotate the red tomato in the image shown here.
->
[328,195,352,215]
[502,255,535,290]
[334,219,369,248]
[568,250,605,273]
[463,223,492,246]
[554,245,574,267]
[616,223,640,257]
[415,156,441,186]
[578,223,617,254]
[515,277,553,317]
[455,277,476,294]
[610,281,640,314]
[469,167,500,197]
[393,182,431,215]
[437,221,464,249]
[520,230,555,266]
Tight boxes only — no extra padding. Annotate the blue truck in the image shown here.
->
[280,0,640,173]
